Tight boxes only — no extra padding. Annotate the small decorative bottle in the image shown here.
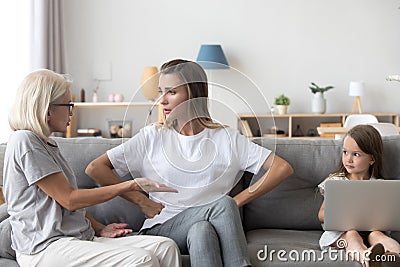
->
[92,91,98,102]
[293,124,304,137]
[80,88,85,102]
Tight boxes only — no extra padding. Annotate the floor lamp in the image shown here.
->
[349,81,365,114]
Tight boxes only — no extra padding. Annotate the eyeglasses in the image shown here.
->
[51,103,75,114]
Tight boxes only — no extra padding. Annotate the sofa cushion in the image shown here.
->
[0,258,19,267]
[246,229,360,267]
[243,138,341,231]
[243,136,400,231]
[86,196,146,231]
[0,143,6,187]
[0,203,8,222]
[54,137,134,189]
[390,231,400,243]
[0,218,15,260]
[380,136,400,178]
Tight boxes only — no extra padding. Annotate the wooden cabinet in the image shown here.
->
[238,113,399,138]
[66,102,162,138]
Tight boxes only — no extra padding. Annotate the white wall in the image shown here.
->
[63,0,400,134]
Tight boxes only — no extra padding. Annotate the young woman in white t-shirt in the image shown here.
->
[4,69,181,267]
[86,59,294,266]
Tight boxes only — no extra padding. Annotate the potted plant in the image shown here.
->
[309,82,334,114]
[274,94,291,114]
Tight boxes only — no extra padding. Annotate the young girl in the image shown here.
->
[318,124,400,267]
[86,59,294,266]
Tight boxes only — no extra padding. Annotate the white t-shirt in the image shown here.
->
[107,125,271,230]
[4,130,94,254]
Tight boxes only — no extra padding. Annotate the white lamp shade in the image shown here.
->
[348,81,365,96]
[141,66,159,101]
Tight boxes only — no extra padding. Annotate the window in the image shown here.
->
[0,2,30,143]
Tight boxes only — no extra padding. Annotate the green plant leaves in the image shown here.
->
[274,94,290,105]
[309,82,334,94]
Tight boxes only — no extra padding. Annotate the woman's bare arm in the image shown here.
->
[234,154,294,207]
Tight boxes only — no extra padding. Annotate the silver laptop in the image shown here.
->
[324,179,400,231]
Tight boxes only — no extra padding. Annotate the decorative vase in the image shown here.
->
[311,92,326,114]
[114,93,124,102]
[276,105,288,115]
[92,92,98,103]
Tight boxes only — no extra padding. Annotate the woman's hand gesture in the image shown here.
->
[98,223,133,238]
[134,178,178,193]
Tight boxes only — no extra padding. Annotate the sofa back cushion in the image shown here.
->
[243,136,400,231]
[55,137,145,228]
[0,143,6,187]
[55,137,133,188]
[0,217,15,260]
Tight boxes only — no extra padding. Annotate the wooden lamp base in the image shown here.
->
[0,187,5,205]
[351,96,363,114]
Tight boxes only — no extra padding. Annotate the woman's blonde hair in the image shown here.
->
[157,59,223,129]
[9,69,72,141]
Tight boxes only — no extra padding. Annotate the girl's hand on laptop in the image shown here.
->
[134,178,178,193]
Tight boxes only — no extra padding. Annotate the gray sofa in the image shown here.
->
[1,136,400,267]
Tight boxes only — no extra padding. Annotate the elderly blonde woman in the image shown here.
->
[4,69,181,267]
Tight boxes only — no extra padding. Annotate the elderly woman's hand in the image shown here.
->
[134,178,178,193]
[98,223,133,238]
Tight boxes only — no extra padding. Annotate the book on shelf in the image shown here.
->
[318,122,344,138]
[239,119,253,137]
[77,128,102,137]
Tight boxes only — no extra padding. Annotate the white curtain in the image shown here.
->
[30,0,66,73]
[0,2,30,143]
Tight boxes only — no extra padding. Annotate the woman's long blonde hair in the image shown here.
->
[9,69,71,141]
[157,59,224,129]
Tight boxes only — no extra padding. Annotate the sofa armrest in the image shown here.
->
[0,204,8,223]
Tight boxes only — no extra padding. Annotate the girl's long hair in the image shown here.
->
[337,124,384,179]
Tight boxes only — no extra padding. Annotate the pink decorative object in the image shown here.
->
[108,94,115,102]
[114,94,124,102]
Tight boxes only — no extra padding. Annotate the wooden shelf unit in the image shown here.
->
[238,112,399,138]
[66,102,162,138]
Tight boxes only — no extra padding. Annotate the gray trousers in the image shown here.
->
[142,195,250,267]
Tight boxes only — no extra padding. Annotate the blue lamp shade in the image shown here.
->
[196,44,229,69]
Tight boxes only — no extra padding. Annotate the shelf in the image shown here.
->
[67,102,162,138]
[238,112,399,138]
[73,102,158,108]
[239,113,346,118]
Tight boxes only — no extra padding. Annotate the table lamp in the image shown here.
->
[196,44,229,69]
[141,66,159,102]
[349,81,365,114]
